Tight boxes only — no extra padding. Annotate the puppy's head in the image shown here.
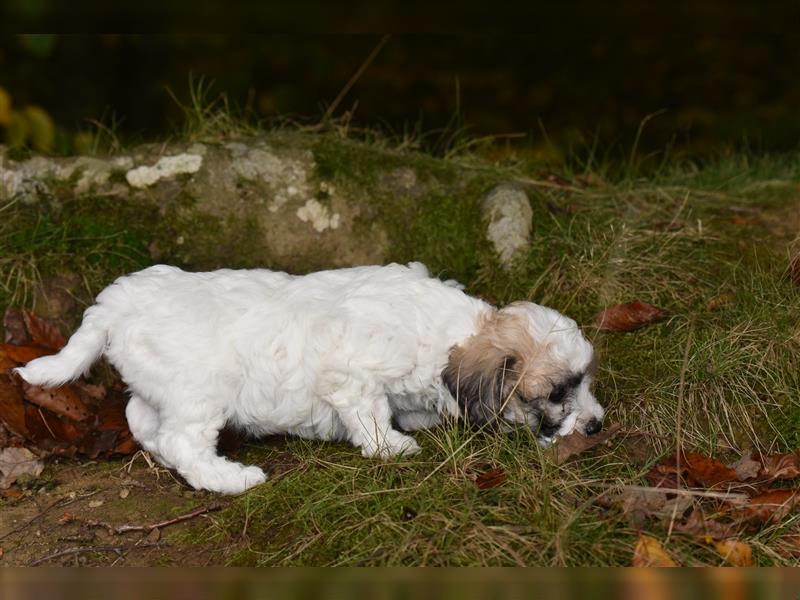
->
[443,302,603,445]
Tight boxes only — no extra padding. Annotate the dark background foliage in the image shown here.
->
[1,4,800,158]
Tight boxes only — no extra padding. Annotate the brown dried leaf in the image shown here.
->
[3,307,30,345]
[760,453,800,481]
[632,534,679,567]
[742,489,800,523]
[23,403,85,453]
[646,451,738,489]
[0,343,54,365]
[22,382,91,422]
[0,447,44,489]
[682,452,739,488]
[475,467,507,490]
[776,532,800,559]
[22,310,66,351]
[0,373,28,437]
[612,488,692,527]
[673,507,739,541]
[554,423,622,465]
[713,539,753,566]
[593,302,667,332]
[729,451,761,481]
[706,293,735,312]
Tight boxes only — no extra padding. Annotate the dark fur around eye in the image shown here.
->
[548,384,568,404]
[548,373,583,404]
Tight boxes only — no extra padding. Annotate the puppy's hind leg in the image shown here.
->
[152,398,266,495]
[328,382,421,459]
[125,394,163,461]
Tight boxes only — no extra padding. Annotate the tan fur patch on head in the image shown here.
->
[443,309,569,425]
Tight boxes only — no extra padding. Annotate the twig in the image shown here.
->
[318,34,391,126]
[29,542,164,566]
[0,491,96,542]
[600,484,749,504]
[82,503,222,535]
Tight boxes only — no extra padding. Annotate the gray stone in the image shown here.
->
[481,184,533,267]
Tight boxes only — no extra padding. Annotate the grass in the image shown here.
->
[2,117,800,565]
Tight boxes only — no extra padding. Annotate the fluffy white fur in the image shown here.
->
[15,262,603,494]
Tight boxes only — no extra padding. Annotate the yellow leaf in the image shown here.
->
[632,534,679,567]
[713,539,753,566]
[0,87,11,126]
[5,110,29,147]
[22,105,55,153]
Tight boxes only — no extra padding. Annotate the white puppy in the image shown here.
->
[16,262,604,494]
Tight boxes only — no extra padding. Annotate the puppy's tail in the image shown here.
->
[14,306,107,387]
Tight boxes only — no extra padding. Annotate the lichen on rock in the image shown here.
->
[296,198,341,232]
[481,183,533,267]
[126,153,204,189]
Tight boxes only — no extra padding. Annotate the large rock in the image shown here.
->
[481,184,533,267]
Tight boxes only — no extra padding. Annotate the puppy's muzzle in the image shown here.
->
[584,417,603,436]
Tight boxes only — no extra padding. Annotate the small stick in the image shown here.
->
[82,503,222,535]
[29,542,164,566]
[318,34,391,126]
[601,484,749,504]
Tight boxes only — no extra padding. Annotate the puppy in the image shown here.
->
[15,262,604,494]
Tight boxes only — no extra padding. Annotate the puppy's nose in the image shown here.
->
[585,417,602,436]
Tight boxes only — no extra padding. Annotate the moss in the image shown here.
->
[155,191,269,271]
[6,146,33,162]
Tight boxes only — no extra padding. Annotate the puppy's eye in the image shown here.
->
[548,386,567,404]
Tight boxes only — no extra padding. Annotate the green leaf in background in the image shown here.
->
[5,110,29,147]
[17,34,57,58]
[0,87,11,126]
[22,105,55,152]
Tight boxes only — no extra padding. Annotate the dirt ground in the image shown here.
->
[0,451,235,566]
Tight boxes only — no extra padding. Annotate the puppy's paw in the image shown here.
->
[183,461,267,495]
[361,431,421,459]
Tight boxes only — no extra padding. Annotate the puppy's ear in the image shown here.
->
[443,349,518,427]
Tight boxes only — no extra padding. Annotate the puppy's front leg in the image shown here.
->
[327,381,421,459]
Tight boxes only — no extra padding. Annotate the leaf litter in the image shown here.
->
[619,448,800,565]
[0,308,137,468]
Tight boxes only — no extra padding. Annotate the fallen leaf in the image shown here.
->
[119,488,130,499]
[759,453,800,481]
[0,343,53,366]
[3,308,30,345]
[632,534,678,567]
[0,312,138,459]
[610,488,693,527]
[0,447,44,489]
[706,293,735,312]
[732,217,756,226]
[593,302,667,332]
[673,507,739,541]
[575,173,607,188]
[646,451,738,489]
[88,499,104,508]
[22,310,66,351]
[475,467,507,490]
[554,422,622,465]
[729,451,761,481]
[713,539,753,566]
[682,452,739,488]
[23,403,85,452]
[0,373,28,436]
[22,382,90,422]
[742,489,800,523]
[776,532,800,559]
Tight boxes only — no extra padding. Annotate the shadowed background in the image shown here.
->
[1,5,800,161]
